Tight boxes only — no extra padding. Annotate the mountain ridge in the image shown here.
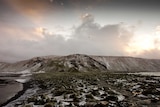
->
[0,54,160,72]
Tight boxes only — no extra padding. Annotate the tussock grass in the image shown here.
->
[33,71,131,90]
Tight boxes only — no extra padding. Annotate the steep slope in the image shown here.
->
[91,56,160,72]
[64,54,107,71]
[0,54,160,72]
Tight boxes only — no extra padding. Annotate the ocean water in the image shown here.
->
[0,73,27,105]
[133,72,160,76]
[0,79,23,105]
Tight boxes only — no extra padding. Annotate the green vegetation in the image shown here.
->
[23,104,33,107]
[44,103,54,107]
[34,71,129,81]
[33,71,131,91]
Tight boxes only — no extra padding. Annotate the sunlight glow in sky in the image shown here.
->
[0,0,160,62]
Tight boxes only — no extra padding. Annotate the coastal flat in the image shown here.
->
[4,71,160,107]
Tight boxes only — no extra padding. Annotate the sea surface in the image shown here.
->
[0,73,30,106]
[132,72,160,76]
[0,80,23,105]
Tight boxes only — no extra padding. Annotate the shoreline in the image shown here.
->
[0,81,30,107]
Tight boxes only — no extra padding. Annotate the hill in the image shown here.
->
[0,54,160,72]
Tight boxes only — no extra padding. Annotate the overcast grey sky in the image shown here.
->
[0,0,160,62]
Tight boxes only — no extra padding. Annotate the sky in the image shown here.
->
[0,0,160,62]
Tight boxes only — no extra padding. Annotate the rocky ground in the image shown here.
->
[4,72,160,107]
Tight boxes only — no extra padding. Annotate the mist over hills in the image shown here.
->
[0,54,160,72]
